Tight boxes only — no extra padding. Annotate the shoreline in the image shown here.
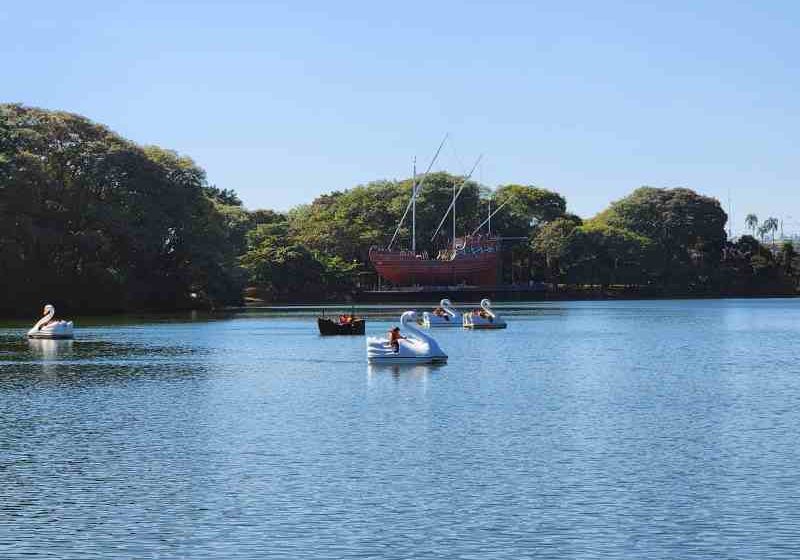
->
[2,292,797,321]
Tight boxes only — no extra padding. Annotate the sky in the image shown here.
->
[4,0,800,235]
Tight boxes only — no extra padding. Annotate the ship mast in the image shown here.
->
[430,154,482,244]
[387,134,448,252]
[452,177,456,251]
[472,194,515,235]
[488,196,492,236]
[412,158,417,254]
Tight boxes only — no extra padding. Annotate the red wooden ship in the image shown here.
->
[369,236,499,286]
[369,140,509,287]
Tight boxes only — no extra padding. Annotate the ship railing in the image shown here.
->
[370,246,433,260]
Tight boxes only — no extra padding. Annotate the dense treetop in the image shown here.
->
[0,104,244,313]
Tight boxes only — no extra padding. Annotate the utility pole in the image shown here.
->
[727,189,733,239]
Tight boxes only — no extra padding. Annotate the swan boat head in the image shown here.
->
[463,298,507,329]
[480,298,494,318]
[422,299,463,327]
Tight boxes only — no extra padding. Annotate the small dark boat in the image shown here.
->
[317,312,366,336]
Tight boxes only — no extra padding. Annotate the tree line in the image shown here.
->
[1,105,797,314]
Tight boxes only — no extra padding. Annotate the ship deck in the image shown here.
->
[358,283,547,302]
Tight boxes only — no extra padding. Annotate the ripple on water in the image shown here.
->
[2,300,800,558]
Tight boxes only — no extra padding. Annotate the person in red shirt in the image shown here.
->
[388,326,406,353]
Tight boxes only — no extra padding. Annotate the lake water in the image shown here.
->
[2,299,800,559]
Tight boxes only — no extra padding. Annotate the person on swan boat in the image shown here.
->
[472,307,492,321]
[388,326,406,353]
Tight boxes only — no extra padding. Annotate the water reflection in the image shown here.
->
[367,362,446,380]
[23,339,74,377]
[26,338,75,359]
[0,329,210,390]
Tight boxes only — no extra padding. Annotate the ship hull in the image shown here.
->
[370,251,498,286]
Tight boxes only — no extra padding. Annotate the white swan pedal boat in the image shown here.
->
[421,299,463,328]
[27,304,74,339]
[367,311,448,364]
[463,299,507,329]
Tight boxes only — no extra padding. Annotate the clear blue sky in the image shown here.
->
[5,0,800,234]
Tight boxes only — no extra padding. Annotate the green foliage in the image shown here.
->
[491,184,567,237]
[736,234,760,252]
[559,223,655,286]
[0,104,244,313]
[760,217,779,244]
[240,219,356,301]
[241,242,324,298]
[530,215,658,287]
[532,215,582,259]
[718,235,797,295]
[530,215,582,283]
[745,213,759,236]
[204,184,242,206]
[288,179,405,262]
[595,187,727,287]
[287,173,492,262]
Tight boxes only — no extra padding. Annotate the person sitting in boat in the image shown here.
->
[388,327,406,353]
[433,307,447,318]
[339,314,353,325]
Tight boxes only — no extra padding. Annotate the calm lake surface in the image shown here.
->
[2,299,800,559]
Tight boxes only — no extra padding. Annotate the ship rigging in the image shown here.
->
[370,138,513,287]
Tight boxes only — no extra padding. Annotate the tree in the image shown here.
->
[593,187,727,288]
[780,241,796,274]
[241,242,324,299]
[762,217,779,245]
[531,215,582,284]
[140,146,246,308]
[203,184,242,206]
[532,216,582,261]
[289,172,484,263]
[0,104,244,313]
[240,220,356,301]
[491,184,567,237]
[745,214,759,237]
[483,185,567,283]
[288,182,399,263]
[559,223,655,287]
